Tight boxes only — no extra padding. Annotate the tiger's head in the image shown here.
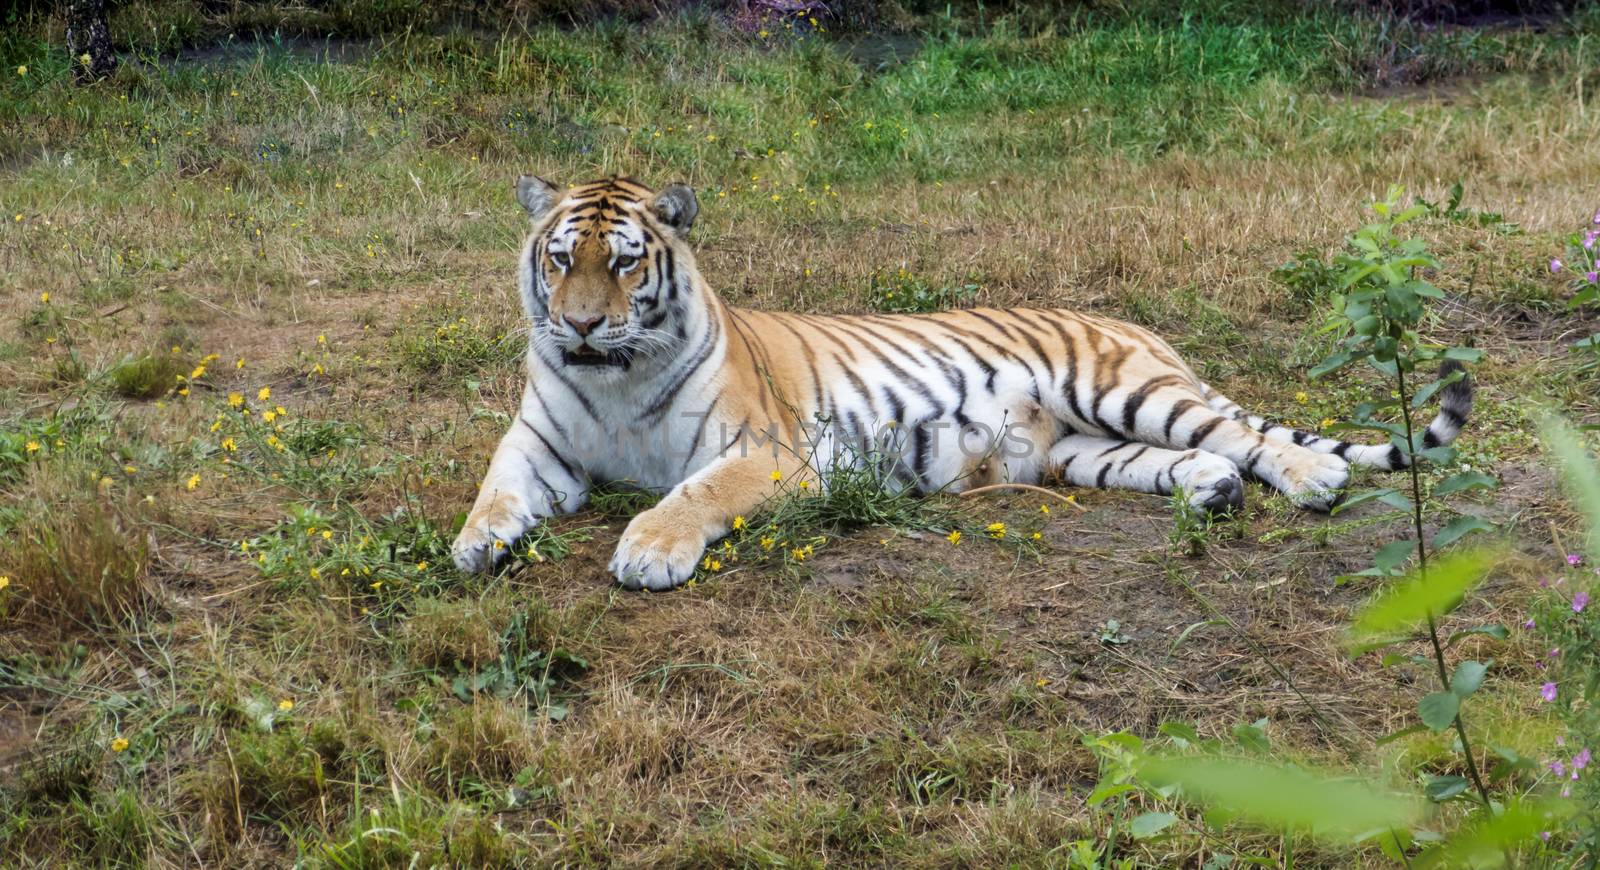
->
[514,175,702,378]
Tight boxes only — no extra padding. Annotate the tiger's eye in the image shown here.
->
[549,251,571,269]
[614,255,638,271]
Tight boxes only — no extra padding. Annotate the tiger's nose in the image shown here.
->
[564,314,604,337]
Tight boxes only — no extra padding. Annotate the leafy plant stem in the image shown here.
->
[1396,362,1494,812]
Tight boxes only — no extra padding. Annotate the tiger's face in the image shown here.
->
[515,175,700,376]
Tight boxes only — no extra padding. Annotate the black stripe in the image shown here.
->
[1187,417,1224,449]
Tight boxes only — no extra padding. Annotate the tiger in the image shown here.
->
[451,175,1473,590]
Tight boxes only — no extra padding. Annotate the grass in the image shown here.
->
[2,2,1599,865]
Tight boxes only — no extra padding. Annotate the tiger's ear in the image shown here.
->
[515,175,560,221]
[651,183,699,237]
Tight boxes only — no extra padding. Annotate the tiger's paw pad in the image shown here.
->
[609,513,706,591]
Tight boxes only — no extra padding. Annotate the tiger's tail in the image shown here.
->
[1200,361,1473,471]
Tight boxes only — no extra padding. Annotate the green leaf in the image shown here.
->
[1414,799,1574,869]
[1330,487,1402,516]
[1086,782,1139,807]
[1232,721,1271,754]
[1451,660,1488,697]
[1438,346,1483,363]
[1433,471,1497,498]
[1378,490,1416,511]
[1139,757,1423,838]
[1445,624,1507,647]
[1416,445,1458,465]
[1432,515,1494,550]
[1539,415,1600,564]
[1410,368,1465,408]
[1158,721,1202,748]
[1423,774,1469,802]
[1346,549,1497,650]
[1309,349,1365,379]
[1418,691,1459,731]
[1129,811,1178,839]
[1371,539,1415,574]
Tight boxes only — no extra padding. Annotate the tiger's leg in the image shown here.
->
[452,404,590,573]
[610,450,817,591]
[1047,434,1245,513]
[1144,403,1349,511]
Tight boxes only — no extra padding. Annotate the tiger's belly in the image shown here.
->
[808,362,1063,493]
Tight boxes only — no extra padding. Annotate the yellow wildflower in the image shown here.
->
[227,392,243,408]
[732,515,746,531]
[759,536,776,551]
[221,437,237,452]
[769,469,782,482]
[190,364,207,379]
[947,530,962,545]
[39,292,49,303]
[185,473,201,491]
[25,441,39,453]
[1295,391,1309,404]
[257,386,271,401]
[236,357,245,369]
[986,522,1006,540]
[1039,504,1050,515]
[262,410,277,423]
[277,699,294,712]
[415,561,428,571]
[110,737,129,753]
[16,65,26,76]
[320,530,332,540]
[0,575,9,591]
[1031,531,1042,541]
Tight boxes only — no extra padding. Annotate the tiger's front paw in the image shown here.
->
[451,493,533,573]
[609,509,707,591]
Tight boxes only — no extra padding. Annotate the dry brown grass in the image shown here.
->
[2,11,1597,866]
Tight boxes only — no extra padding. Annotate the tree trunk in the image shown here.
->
[66,0,117,84]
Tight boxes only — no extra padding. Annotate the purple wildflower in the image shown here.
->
[1576,591,1591,613]
[1570,553,1584,567]
[1563,786,1572,797]
[1588,271,1599,284]
[1524,618,1536,629]
[1552,258,1564,273]
[1550,647,1562,657]
[1542,682,1559,702]
[1543,831,1553,842]
[1552,760,1567,776]
[1576,748,1592,770]
[1588,230,1599,249]
[1593,207,1600,224]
